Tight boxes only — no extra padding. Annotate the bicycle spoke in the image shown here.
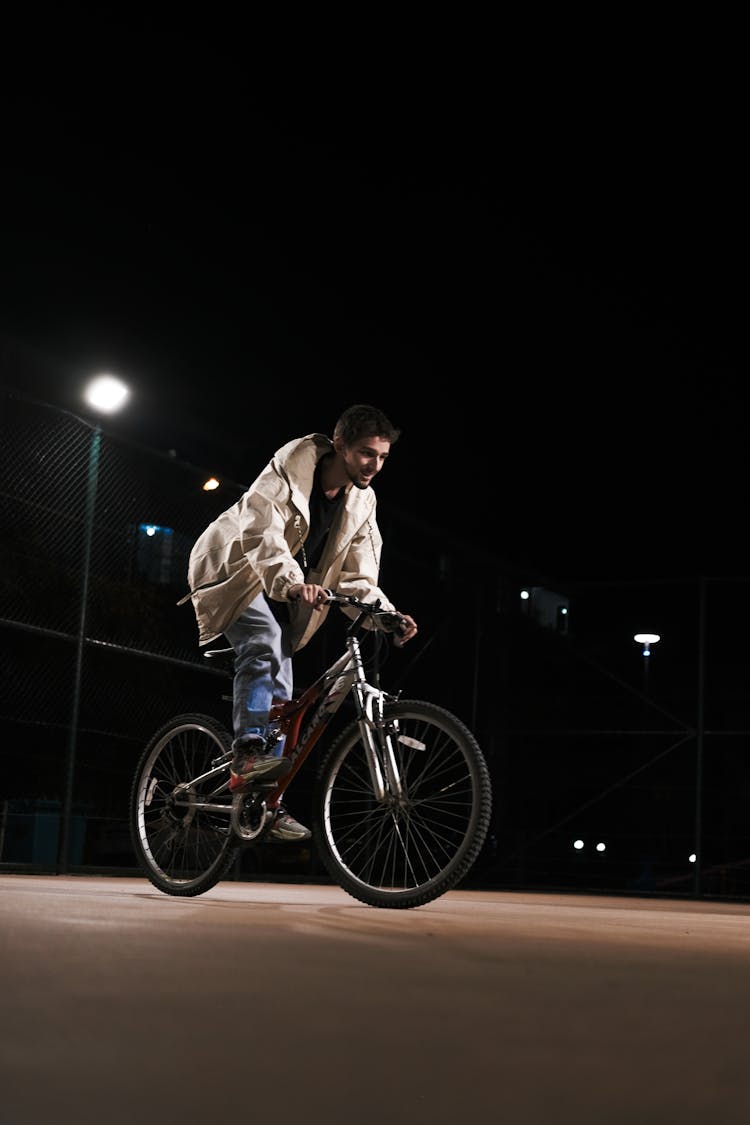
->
[316,700,492,907]
[131,715,238,897]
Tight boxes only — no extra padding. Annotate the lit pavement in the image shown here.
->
[2,875,750,1124]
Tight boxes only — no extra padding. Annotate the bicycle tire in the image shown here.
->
[312,699,492,909]
[130,713,239,897]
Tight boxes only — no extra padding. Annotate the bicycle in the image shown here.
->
[130,591,493,909]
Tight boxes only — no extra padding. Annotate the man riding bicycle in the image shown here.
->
[179,404,418,843]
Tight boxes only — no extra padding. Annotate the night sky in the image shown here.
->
[1,39,745,583]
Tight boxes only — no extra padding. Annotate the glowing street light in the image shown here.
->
[634,632,660,695]
[634,632,660,655]
[83,373,130,414]
[60,374,130,872]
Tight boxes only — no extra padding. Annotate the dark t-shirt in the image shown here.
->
[299,463,343,573]
[267,457,343,622]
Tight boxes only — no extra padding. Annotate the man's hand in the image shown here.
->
[288,583,329,611]
[394,613,418,646]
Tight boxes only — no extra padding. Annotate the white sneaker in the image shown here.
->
[266,806,311,842]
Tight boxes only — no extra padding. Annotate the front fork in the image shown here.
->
[353,682,404,803]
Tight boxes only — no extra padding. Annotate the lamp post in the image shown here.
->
[58,375,129,872]
[633,632,660,696]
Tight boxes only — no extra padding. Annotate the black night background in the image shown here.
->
[2,38,745,577]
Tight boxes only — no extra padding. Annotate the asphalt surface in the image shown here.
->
[2,875,750,1124]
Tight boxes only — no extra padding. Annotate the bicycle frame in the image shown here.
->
[223,626,400,842]
[162,606,404,843]
[269,625,403,807]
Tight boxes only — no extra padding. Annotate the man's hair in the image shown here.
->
[333,404,401,447]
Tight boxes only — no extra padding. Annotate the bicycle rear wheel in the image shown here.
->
[130,713,239,897]
[313,699,492,908]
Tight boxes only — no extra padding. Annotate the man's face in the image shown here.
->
[339,434,391,490]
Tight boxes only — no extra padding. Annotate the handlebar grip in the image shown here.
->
[376,611,406,634]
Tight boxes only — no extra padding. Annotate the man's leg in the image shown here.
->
[225,592,293,747]
[225,594,310,839]
[224,593,293,787]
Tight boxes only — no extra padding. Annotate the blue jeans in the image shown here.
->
[224,592,294,755]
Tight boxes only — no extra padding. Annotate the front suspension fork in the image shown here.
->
[354,683,403,802]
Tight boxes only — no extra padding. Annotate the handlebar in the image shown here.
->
[323,590,407,636]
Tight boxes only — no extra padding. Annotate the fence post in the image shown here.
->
[693,575,706,897]
[58,423,101,872]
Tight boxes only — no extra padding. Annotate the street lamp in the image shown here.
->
[634,632,660,695]
[83,373,130,414]
[59,374,129,872]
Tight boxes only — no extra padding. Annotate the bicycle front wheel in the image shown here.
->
[313,700,492,908]
[130,713,239,897]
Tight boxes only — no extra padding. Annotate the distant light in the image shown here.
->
[84,374,130,414]
[560,607,568,616]
[596,841,606,853]
[520,589,530,601]
[202,477,220,492]
[145,525,158,537]
[689,853,697,864]
[573,839,584,850]
[634,632,661,656]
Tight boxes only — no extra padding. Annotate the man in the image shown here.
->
[181,404,418,842]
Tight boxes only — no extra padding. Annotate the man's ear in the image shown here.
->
[332,434,345,454]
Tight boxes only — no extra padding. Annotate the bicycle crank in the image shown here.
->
[231,790,272,841]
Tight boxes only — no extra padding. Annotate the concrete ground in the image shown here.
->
[2,874,750,1124]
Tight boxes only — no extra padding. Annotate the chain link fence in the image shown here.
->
[0,387,500,882]
[2,385,749,898]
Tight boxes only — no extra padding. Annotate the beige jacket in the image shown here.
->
[180,433,396,648]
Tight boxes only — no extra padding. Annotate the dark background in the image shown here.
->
[1,35,745,583]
